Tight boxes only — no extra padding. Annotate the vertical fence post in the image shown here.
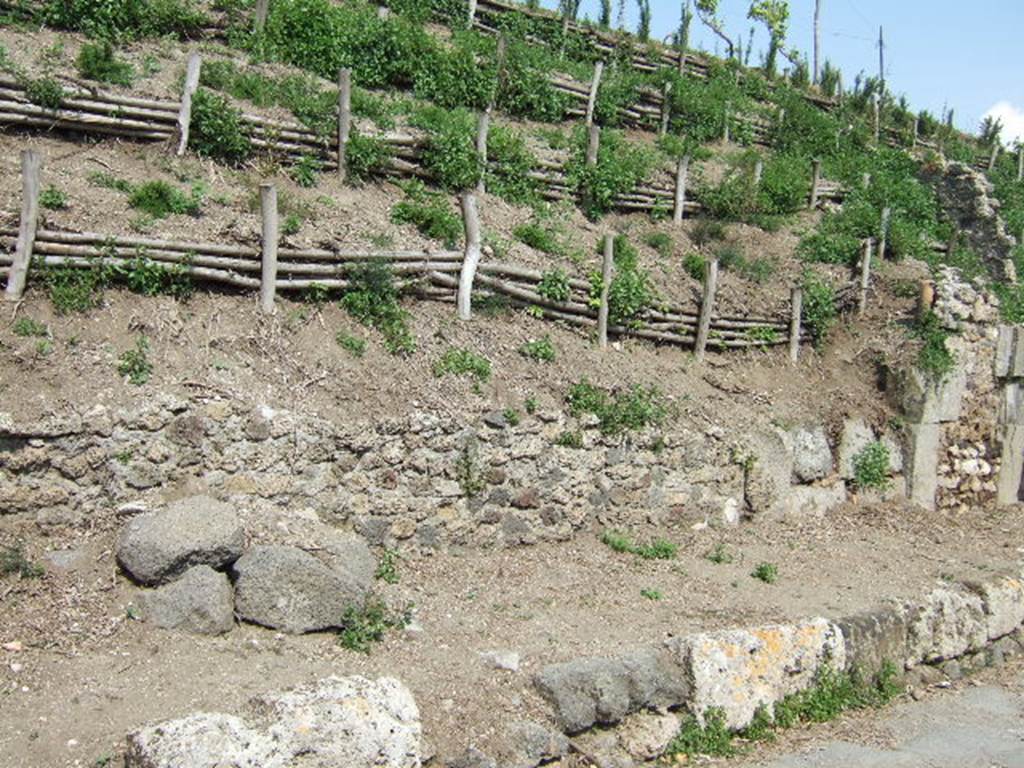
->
[722,101,731,142]
[694,259,719,362]
[836,72,844,105]
[336,68,352,183]
[872,95,880,143]
[677,49,688,76]
[253,0,269,32]
[658,81,672,136]
[788,287,803,364]
[176,52,202,156]
[1003,259,1018,285]
[377,5,389,18]
[673,155,690,225]
[585,61,604,127]
[467,0,477,26]
[4,149,41,302]
[597,234,614,349]
[857,238,873,316]
[808,158,821,209]
[1017,146,1023,182]
[475,110,490,194]
[457,191,482,320]
[912,116,920,148]
[917,279,935,320]
[586,124,600,166]
[878,206,891,260]
[752,157,763,187]
[862,172,871,190]
[988,143,1000,173]
[259,184,278,315]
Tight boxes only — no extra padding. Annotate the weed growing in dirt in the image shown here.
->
[290,154,321,188]
[666,708,736,758]
[600,530,677,560]
[640,588,663,601]
[128,181,202,219]
[40,0,207,40]
[42,265,107,314]
[23,76,64,109]
[375,549,400,584]
[912,311,955,381]
[88,171,132,193]
[39,185,67,210]
[455,441,485,497]
[852,442,891,490]
[690,219,727,247]
[536,269,571,303]
[391,182,462,248]
[514,219,563,256]
[76,40,133,85]
[555,430,583,448]
[434,347,491,383]
[189,89,252,165]
[117,336,152,385]
[340,262,415,355]
[683,252,706,281]
[524,395,538,414]
[346,129,393,183]
[751,562,778,583]
[12,317,48,337]
[281,214,302,236]
[519,336,555,362]
[566,379,669,435]
[121,252,194,299]
[337,598,411,654]
[644,231,673,258]
[0,545,44,579]
[800,271,837,346]
[587,235,656,327]
[705,543,734,564]
[335,331,366,358]
[502,408,521,427]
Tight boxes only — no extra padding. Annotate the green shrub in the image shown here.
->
[41,0,207,39]
[188,89,252,165]
[12,317,48,337]
[76,40,134,85]
[291,154,321,188]
[514,219,563,256]
[853,442,891,490]
[409,106,481,192]
[913,310,956,381]
[42,264,107,314]
[346,128,392,183]
[433,347,491,382]
[567,127,657,219]
[0,545,45,579]
[39,185,67,210]
[536,269,571,302]
[24,77,64,109]
[340,262,414,355]
[117,336,153,385]
[751,562,778,583]
[336,331,366,357]
[800,271,837,345]
[665,709,735,759]
[555,429,583,448]
[644,231,673,257]
[519,335,555,362]
[690,218,727,246]
[337,598,411,654]
[600,529,677,560]
[485,124,539,204]
[121,252,193,299]
[683,252,706,281]
[375,549,400,583]
[391,183,462,248]
[566,379,669,435]
[128,181,202,218]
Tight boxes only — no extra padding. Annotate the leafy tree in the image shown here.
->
[675,0,693,50]
[748,0,789,77]
[599,0,612,27]
[981,115,1004,146]
[636,0,652,41]
[558,0,582,20]
[696,0,735,59]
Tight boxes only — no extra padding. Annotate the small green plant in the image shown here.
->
[335,331,367,358]
[644,231,674,257]
[800,271,837,345]
[455,441,485,497]
[282,214,302,235]
[502,408,521,427]
[128,181,202,219]
[665,708,736,758]
[600,529,677,560]
[340,262,415,355]
[189,89,251,165]
[524,395,538,414]
[375,549,400,584]
[514,219,563,256]
[43,264,107,314]
[24,76,64,109]
[566,379,669,435]
[391,182,462,248]
[291,154,321,188]
[519,336,555,362]
[36,339,54,356]
[852,441,891,490]
[12,317,48,337]
[705,543,734,564]
[433,347,491,383]
[115,449,133,465]
[117,336,152,385]
[751,562,778,584]
[555,430,583,449]
[683,252,706,281]
[0,545,44,579]
[690,218,727,246]
[77,40,133,85]
[913,311,956,381]
[640,588,663,601]
[536,269,571,302]
[39,185,68,210]
[337,598,411,654]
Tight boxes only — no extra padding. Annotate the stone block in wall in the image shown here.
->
[995,325,1024,380]
[888,366,966,425]
[837,419,875,479]
[966,577,1024,641]
[905,424,940,510]
[996,424,1024,507]
[904,585,988,666]
[742,427,793,517]
[783,482,847,518]
[836,606,910,678]
[1000,383,1024,425]
[789,425,833,483]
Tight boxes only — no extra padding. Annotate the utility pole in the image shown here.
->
[813,0,822,86]
[878,26,885,95]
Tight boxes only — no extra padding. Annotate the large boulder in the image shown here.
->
[742,428,794,517]
[232,545,370,634]
[126,676,420,768]
[790,425,834,483]
[117,496,245,585]
[139,565,235,636]
[904,585,988,666]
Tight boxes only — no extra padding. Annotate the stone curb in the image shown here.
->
[533,572,1024,737]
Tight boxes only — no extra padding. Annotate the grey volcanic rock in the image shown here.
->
[116,496,244,585]
[139,565,235,635]
[232,545,370,634]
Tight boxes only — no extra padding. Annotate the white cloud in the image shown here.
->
[983,101,1024,146]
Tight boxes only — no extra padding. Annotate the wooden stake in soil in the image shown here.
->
[586,124,600,167]
[254,0,269,32]
[1018,146,1023,182]
[723,101,731,143]
[872,95,880,143]
[673,155,690,225]
[659,81,672,136]
[677,49,688,76]
[457,191,483,320]
[259,184,279,315]
[336,68,352,183]
[917,279,935,320]
[468,0,477,26]
[4,149,41,302]
[753,157,763,187]
[788,286,803,364]
[988,143,1000,173]
[597,233,614,349]
[475,110,490,194]
[808,158,821,209]
[585,61,604,127]
[857,238,873,316]
[694,258,719,362]
[176,52,202,157]
[912,116,920,148]
[878,206,891,260]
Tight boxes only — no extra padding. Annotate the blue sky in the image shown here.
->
[534,1,1024,143]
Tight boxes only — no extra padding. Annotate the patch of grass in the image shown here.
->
[335,331,366,358]
[536,268,571,302]
[12,317,48,337]
[600,529,677,560]
[0,545,44,579]
[644,231,674,257]
[690,218,727,246]
[281,214,302,236]
[640,588,663,601]
[290,153,321,188]
[77,40,134,85]
[42,264,108,314]
[128,180,202,219]
[666,708,736,758]
[683,252,706,281]
[337,598,411,654]
[912,310,955,381]
[566,379,670,435]
[513,218,563,256]
[117,336,152,385]
[340,262,415,355]
[433,347,491,383]
[391,182,462,248]
[189,88,252,165]
[800,271,837,346]
[751,562,778,584]
[375,549,400,584]
[88,171,132,193]
[502,407,521,427]
[705,543,734,564]
[23,76,64,109]
[555,430,583,448]
[852,441,891,490]
[519,335,555,362]
[39,185,68,210]
[524,395,538,414]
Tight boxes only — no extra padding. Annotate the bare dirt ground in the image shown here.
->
[2,500,1023,768]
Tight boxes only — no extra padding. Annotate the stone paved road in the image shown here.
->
[749,669,1024,768]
